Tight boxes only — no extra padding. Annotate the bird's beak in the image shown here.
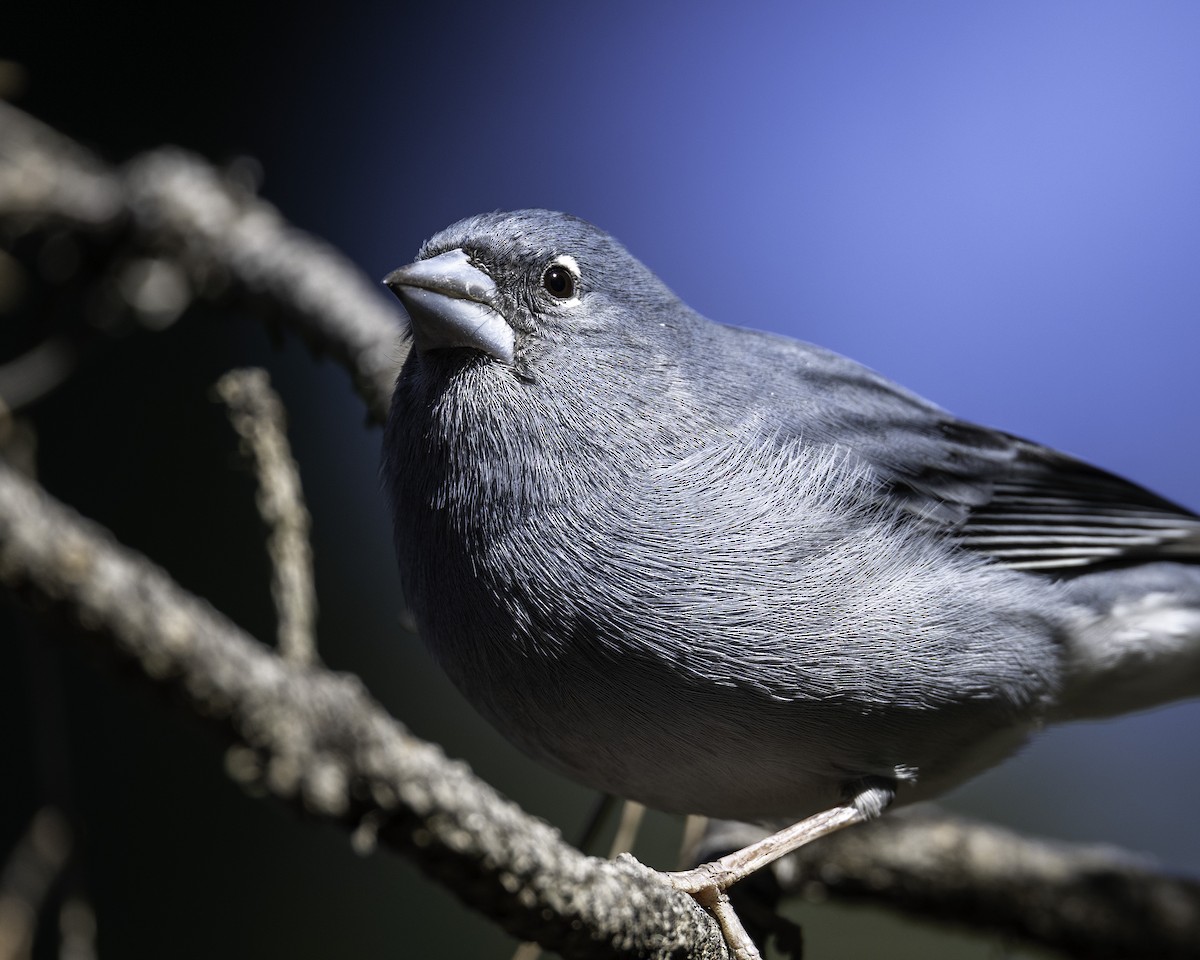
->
[384,249,515,363]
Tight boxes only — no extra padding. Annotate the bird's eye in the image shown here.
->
[542,264,576,300]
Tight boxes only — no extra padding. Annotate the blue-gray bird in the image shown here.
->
[381,210,1200,952]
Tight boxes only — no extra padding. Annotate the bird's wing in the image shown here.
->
[897,431,1200,571]
[746,332,1200,572]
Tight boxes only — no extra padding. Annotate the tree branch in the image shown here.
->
[697,812,1200,959]
[0,100,403,422]
[214,367,317,665]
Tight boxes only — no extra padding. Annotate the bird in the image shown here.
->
[381,209,1200,957]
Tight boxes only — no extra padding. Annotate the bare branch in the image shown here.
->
[0,459,728,960]
[0,100,405,422]
[214,368,317,665]
[697,813,1200,960]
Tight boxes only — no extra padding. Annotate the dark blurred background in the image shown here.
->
[2,3,1199,958]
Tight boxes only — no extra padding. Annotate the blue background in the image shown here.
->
[5,3,1199,958]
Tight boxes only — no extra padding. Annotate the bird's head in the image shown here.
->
[383,209,686,380]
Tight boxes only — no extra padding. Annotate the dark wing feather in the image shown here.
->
[739,330,1200,573]
[952,443,1200,570]
[843,394,1200,572]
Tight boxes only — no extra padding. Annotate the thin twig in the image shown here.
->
[0,808,72,960]
[0,340,76,414]
[56,898,96,960]
[214,368,317,665]
[679,816,710,871]
[608,801,646,859]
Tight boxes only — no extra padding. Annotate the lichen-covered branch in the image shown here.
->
[214,367,317,665]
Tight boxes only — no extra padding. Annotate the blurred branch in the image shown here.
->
[57,897,96,960]
[0,99,404,422]
[0,102,121,229]
[214,367,317,665]
[0,808,72,960]
[0,459,727,960]
[608,801,647,860]
[0,339,76,413]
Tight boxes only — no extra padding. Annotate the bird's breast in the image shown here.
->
[384,372,1063,821]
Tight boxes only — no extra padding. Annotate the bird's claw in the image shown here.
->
[667,877,763,960]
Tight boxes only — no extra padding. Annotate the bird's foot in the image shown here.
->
[668,873,763,960]
[663,802,875,960]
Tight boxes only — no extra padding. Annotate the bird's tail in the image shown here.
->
[1053,562,1200,721]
